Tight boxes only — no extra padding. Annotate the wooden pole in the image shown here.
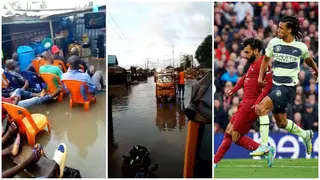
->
[49,20,54,42]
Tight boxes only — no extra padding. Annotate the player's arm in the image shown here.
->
[304,57,318,79]
[254,69,273,106]
[258,38,274,87]
[232,75,245,92]
[228,75,245,96]
[258,56,270,87]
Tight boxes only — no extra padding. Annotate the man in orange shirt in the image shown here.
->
[178,68,185,99]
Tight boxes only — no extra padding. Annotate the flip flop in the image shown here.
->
[52,143,67,178]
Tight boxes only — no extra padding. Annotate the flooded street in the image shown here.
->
[109,77,197,178]
[3,62,106,178]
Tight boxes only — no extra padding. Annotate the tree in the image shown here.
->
[195,35,212,68]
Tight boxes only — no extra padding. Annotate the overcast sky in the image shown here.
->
[107,2,212,69]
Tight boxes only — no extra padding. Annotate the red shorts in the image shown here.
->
[230,102,258,136]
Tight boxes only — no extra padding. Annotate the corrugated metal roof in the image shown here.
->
[2,5,106,25]
[108,55,118,66]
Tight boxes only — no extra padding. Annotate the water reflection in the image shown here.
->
[24,93,106,178]
[155,100,187,131]
[109,77,193,177]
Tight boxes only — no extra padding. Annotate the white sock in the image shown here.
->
[259,115,270,146]
[285,119,307,139]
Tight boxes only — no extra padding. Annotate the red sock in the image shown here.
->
[235,135,259,150]
[214,133,232,164]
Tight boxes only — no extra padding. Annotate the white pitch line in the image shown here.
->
[220,165,318,168]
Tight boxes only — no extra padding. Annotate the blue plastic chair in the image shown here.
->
[3,72,24,89]
[21,71,47,90]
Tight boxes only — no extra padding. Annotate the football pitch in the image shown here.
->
[214,159,318,178]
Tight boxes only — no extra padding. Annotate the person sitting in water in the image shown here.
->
[39,51,64,90]
[2,122,67,178]
[2,87,61,109]
[88,65,106,91]
[69,47,105,91]
[2,143,45,178]
[2,122,21,158]
[40,51,63,78]
[4,59,29,90]
[69,47,89,73]
[52,45,66,64]
[61,55,97,96]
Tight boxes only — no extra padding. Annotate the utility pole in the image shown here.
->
[157,59,159,69]
[146,58,149,69]
[172,45,175,67]
[179,53,181,68]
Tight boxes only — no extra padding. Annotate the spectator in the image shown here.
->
[293,112,303,128]
[40,51,63,79]
[12,52,18,62]
[61,55,97,96]
[5,59,28,90]
[228,96,239,118]
[292,94,304,114]
[214,98,228,132]
[51,45,66,64]
[214,2,318,134]
[234,2,254,23]
[307,94,318,113]
[221,66,238,85]
[302,103,318,131]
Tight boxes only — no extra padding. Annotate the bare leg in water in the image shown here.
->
[2,122,18,145]
[11,89,46,105]
[50,88,62,99]
[2,133,21,156]
[2,144,44,178]
[11,89,61,105]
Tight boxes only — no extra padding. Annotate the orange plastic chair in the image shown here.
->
[31,59,46,74]
[2,74,9,88]
[61,80,96,111]
[40,73,65,102]
[66,63,85,72]
[183,121,200,178]
[2,102,51,146]
[53,60,67,73]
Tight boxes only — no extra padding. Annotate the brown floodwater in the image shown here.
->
[2,60,106,178]
[108,77,197,178]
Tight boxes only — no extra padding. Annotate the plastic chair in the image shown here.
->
[40,73,64,102]
[31,59,46,74]
[3,72,24,88]
[61,80,96,111]
[53,60,67,73]
[21,71,47,90]
[2,102,51,146]
[66,63,85,72]
[2,74,9,89]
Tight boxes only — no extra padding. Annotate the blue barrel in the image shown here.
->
[17,46,35,71]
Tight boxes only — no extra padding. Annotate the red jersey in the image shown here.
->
[231,56,272,105]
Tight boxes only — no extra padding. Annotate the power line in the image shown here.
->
[107,11,128,43]
[107,21,126,42]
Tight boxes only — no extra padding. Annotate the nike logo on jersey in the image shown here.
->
[292,49,297,54]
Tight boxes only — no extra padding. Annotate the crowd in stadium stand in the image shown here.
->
[214,2,319,133]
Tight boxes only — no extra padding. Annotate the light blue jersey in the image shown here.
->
[265,37,310,86]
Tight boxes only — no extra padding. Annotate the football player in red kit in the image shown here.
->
[214,37,275,168]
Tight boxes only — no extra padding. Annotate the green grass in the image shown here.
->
[214,159,318,178]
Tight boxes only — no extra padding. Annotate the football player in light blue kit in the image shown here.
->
[250,15,318,163]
